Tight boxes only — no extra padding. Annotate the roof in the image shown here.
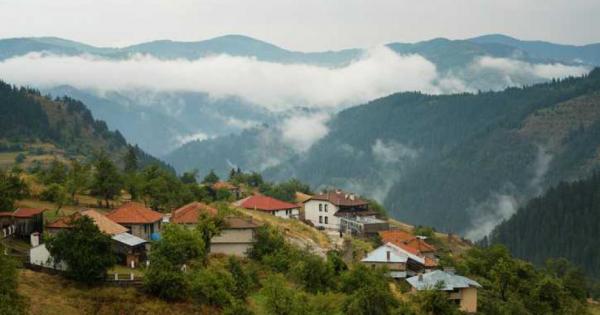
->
[404,238,436,253]
[46,209,128,235]
[295,192,312,203]
[112,232,147,247]
[379,230,414,244]
[81,209,128,235]
[238,195,299,212]
[106,202,163,224]
[13,208,45,218]
[171,202,217,224]
[379,230,436,255]
[0,211,14,218]
[307,190,368,207]
[361,242,425,265]
[406,270,482,291]
[212,181,238,190]
[224,217,260,229]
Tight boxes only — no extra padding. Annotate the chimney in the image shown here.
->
[386,250,391,261]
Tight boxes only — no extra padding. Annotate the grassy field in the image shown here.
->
[18,269,211,315]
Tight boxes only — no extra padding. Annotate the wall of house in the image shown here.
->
[459,287,478,313]
[271,208,299,219]
[304,200,340,229]
[126,222,160,240]
[212,228,255,243]
[210,243,253,257]
[363,261,406,271]
[30,244,68,271]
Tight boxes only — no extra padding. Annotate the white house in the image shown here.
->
[361,242,426,278]
[29,243,68,271]
[235,195,300,219]
[303,190,372,230]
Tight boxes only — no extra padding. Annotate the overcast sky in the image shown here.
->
[0,0,599,51]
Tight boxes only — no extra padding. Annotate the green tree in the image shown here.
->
[143,256,189,301]
[14,153,25,164]
[189,266,236,308]
[40,183,68,214]
[64,159,90,202]
[140,165,194,210]
[180,169,198,185]
[196,212,224,259]
[0,169,28,210]
[0,244,27,315]
[151,224,205,266]
[90,153,123,208]
[40,159,68,185]
[340,265,398,315]
[227,256,252,300]
[248,226,286,261]
[260,274,305,315]
[123,146,139,173]
[412,283,461,315]
[47,216,115,284]
[291,252,335,293]
[202,169,220,185]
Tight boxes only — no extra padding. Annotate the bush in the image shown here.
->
[143,257,189,301]
[189,266,235,308]
[14,153,26,164]
[39,183,67,203]
[0,244,27,315]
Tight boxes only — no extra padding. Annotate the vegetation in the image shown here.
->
[47,216,115,284]
[488,171,600,279]
[0,168,29,210]
[0,244,27,315]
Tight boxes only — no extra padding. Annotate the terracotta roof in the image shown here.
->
[308,190,368,207]
[424,257,439,268]
[379,230,414,244]
[13,208,45,218]
[404,238,436,253]
[171,202,217,224]
[212,181,237,190]
[106,202,163,224]
[224,217,261,229]
[47,210,128,235]
[295,192,312,203]
[239,195,299,212]
[0,212,14,218]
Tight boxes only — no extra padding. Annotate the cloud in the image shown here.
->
[464,193,519,241]
[0,48,458,112]
[372,139,419,164]
[279,113,330,152]
[174,131,211,146]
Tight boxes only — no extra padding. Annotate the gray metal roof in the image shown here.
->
[406,270,482,291]
[112,232,147,247]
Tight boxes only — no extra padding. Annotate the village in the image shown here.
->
[1,172,482,314]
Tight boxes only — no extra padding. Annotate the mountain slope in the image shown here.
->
[0,80,170,170]
[488,172,600,278]
[261,69,600,235]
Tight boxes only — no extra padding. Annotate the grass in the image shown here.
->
[18,269,208,315]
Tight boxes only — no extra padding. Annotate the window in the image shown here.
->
[319,204,322,212]
[319,216,322,223]
[324,216,328,224]
[324,204,328,212]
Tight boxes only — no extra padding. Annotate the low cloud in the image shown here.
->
[464,193,519,241]
[174,131,211,146]
[279,113,331,152]
[372,139,419,164]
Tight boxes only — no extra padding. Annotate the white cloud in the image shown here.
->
[174,131,210,145]
[279,113,330,152]
[0,48,457,112]
[372,139,419,164]
[464,194,519,241]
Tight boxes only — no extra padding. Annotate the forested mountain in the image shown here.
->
[259,69,600,235]
[488,172,600,279]
[0,80,170,170]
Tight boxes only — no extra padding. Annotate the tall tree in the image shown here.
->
[202,170,220,185]
[123,146,139,173]
[0,244,27,315]
[90,153,123,208]
[64,159,90,202]
[0,169,28,210]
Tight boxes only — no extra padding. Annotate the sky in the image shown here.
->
[1,0,599,51]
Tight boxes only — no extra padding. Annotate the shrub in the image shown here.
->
[189,266,235,308]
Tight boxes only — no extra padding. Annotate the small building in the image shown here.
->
[361,242,426,278]
[406,270,482,313]
[111,232,148,268]
[29,243,68,271]
[303,190,373,230]
[106,202,163,240]
[12,208,45,238]
[340,216,389,236]
[212,181,242,199]
[236,195,299,219]
[171,202,261,257]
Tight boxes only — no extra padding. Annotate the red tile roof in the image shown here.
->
[404,238,436,253]
[212,181,238,190]
[171,202,217,224]
[46,214,80,229]
[308,190,368,207]
[106,202,163,224]
[379,230,414,244]
[380,230,436,257]
[239,195,299,212]
[13,208,45,218]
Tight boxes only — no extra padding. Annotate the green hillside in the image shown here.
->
[488,172,600,279]
[0,81,170,170]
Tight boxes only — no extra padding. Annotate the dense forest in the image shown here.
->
[488,172,600,279]
[0,81,170,171]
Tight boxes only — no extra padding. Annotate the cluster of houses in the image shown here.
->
[1,185,480,313]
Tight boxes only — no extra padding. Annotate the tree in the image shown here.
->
[227,256,253,300]
[40,159,68,185]
[291,252,335,293]
[412,283,461,315]
[196,212,224,259]
[260,274,306,315]
[0,169,28,210]
[248,226,286,261]
[47,216,115,284]
[140,165,194,210]
[143,256,189,301]
[202,170,220,185]
[189,266,236,308]
[340,265,398,315]
[123,146,138,173]
[40,183,68,214]
[0,244,27,315]
[64,159,90,202]
[180,169,198,185]
[14,153,25,164]
[90,153,123,208]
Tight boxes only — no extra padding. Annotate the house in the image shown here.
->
[46,209,129,236]
[106,202,163,240]
[340,216,389,236]
[406,270,482,313]
[379,230,437,260]
[12,208,45,238]
[235,195,299,219]
[294,192,312,220]
[361,242,427,278]
[171,202,261,257]
[29,243,68,271]
[111,232,148,268]
[212,181,242,199]
[303,190,373,230]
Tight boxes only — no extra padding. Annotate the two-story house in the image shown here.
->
[303,190,373,230]
[106,202,162,240]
